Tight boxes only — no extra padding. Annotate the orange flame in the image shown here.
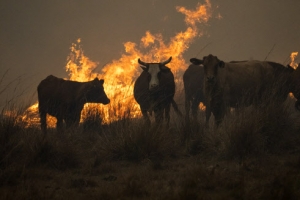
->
[288,52,299,99]
[290,52,298,69]
[177,0,211,26]
[22,1,213,128]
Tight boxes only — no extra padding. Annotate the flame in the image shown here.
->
[176,0,211,26]
[199,102,206,111]
[289,52,299,98]
[21,1,213,128]
[290,52,298,69]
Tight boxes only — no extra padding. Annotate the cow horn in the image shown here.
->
[161,57,172,65]
[138,58,148,67]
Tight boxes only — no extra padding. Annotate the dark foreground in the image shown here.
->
[1,99,300,199]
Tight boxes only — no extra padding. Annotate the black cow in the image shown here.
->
[37,75,110,133]
[134,57,182,126]
[183,63,205,122]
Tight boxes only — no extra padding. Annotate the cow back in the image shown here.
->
[38,76,84,115]
[183,64,204,98]
[212,61,275,107]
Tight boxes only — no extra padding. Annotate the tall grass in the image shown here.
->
[200,97,300,160]
[1,90,300,198]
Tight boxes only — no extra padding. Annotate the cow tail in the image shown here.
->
[171,99,183,117]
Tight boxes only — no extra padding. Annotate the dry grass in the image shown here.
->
[0,95,300,199]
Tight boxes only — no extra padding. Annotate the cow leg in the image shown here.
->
[141,108,151,127]
[39,111,47,134]
[214,111,223,127]
[73,113,81,127]
[213,106,225,127]
[191,99,201,121]
[56,116,64,132]
[185,95,191,123]
[65,113,80,130]
[164,103,171,127]
[64,118,79,133]
[154,107,163,126]
[62,107,80,131]
[65,119,74,129]
[205,106,211,127]
[73,114,81,131]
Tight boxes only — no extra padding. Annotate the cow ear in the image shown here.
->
[99,79,104,84]
[140,66,148,71]
[93,77,99,81]
[190,58,203,65]
[219,61,225,68]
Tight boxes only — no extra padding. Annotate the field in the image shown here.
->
[1,96,300,199]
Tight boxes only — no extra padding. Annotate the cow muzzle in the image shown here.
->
[149,84,159,91]
[206,76,215,84]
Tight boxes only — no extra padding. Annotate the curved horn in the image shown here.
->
[161,57,172,65]
[138,58,148,66]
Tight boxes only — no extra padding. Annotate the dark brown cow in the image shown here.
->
[190,54,294,126]
[134,57,182,126]
[183,63,205,122]
[37,75,110,133]
[183,60,249,123]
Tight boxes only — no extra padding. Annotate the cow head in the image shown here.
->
[190,54,224,84]
[138,57,172,91]
[85,78,110,104]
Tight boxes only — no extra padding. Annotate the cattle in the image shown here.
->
[291,63,300,110]
[183,63,205,122]
[134,57,182,127]
[190,54,294,126]
[37,75,110,133]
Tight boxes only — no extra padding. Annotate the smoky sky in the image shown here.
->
[0,0,299,106]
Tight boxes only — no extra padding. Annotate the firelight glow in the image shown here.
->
[22,1,213,127]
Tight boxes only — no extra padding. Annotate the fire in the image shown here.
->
[290,52,298,69]
[199,102,206,111]
[176,0,211,26]
[289,52,298,99]
[22,1,213,128]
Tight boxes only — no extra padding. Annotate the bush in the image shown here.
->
[98,119,181,161]
[203,99,300,160]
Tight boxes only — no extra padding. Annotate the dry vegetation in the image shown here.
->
[1,96,300,199]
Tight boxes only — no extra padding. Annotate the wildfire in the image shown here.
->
[176,0,211,26]
[290,52,299,69]
[288,52,298,99]
[22,1,213,128]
